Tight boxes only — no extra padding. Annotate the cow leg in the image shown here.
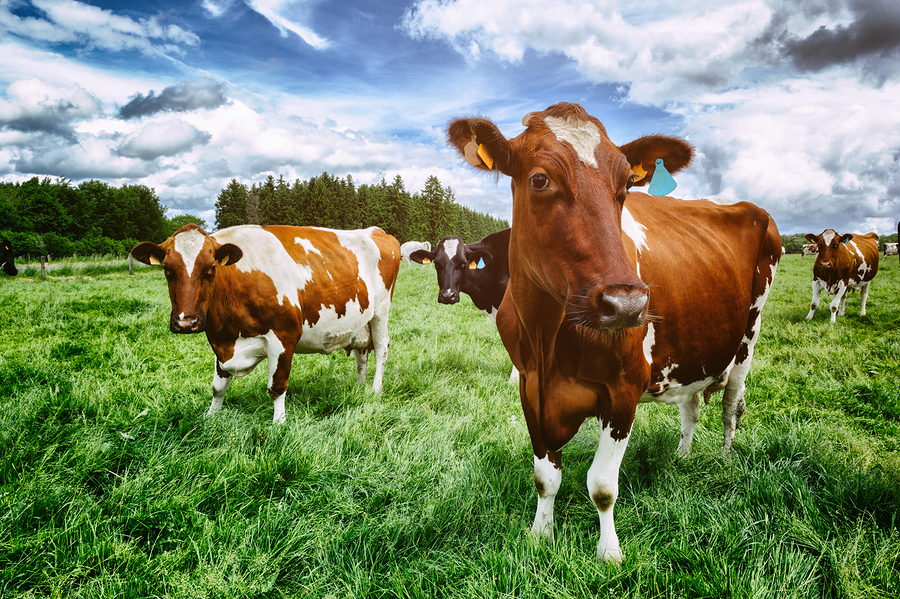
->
[352,349,369,385]
[676,391,702,457]
[587,423,631,563]
[532,450,562,538]
[509,365,520,385]
[859,281,870,316]
[267,341,293,424]
[369,315,390,393]
[829,283,847,322]
[207,362,232,417]
[806,280,823,319]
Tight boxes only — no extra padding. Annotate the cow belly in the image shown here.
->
[221,333,276,376]
[639,372,722,405]
[296,299,375,354]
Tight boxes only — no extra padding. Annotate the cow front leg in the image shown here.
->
[676,391,702,457]
[369,315,390,393]
[829,283,847,322]
[859,281,870,316]
[267,344,293,424]
[587,423,631,563]
[806,281,822,320]
[531,450,562,538]
[208,362,232,417]
[352,349,368,385]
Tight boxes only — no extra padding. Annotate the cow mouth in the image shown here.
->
[170,313,207,334]
[565,287,648,332]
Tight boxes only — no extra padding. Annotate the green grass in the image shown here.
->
[0,254,898,598]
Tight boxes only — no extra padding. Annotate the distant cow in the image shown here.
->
[409,228,518,383]
[1,240,16,276]
[132,224,400,422]
[801,244,818,257]
[884,242,898,258]
[448,102,781,561]
[805,229,879,323]
[401,241,431,264]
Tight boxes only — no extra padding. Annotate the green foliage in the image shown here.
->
[214,171,509,244]
[167,214,207,234]
[0,254,898,596]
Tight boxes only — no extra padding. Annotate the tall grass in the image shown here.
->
[0,254,898,598]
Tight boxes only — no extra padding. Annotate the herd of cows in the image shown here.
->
[3,103,898,563]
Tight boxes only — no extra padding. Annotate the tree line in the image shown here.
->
[214,172,509,245]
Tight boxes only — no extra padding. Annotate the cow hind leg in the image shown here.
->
[207,362,232,417]
[859,282,870,316]
[369,315,390,393]
[352,349,369,385]
[587,424,631,563]
[676,391,702,457]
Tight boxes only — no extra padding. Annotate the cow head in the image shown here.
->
[1,239,17,276]
[410,236,492,304]
[447,102,692,330]
[131,224,242,334]
[805,229,851,271]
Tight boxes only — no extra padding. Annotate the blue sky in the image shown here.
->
[1,0,899,235]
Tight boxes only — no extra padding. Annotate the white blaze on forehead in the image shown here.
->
[822,230,836,245]
[544,115,604,167]
[295,237,321,256]
[173,228,207,278]
[442,238,460,262]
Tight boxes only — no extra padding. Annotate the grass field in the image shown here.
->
[1,252,898,598]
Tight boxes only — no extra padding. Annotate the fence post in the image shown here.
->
[40,256,46,280]
[129,253,134,275]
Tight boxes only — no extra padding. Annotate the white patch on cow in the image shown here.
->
[173,228,206,278]
[544,115,603,167]
[642,322,655,366]
[621,207,648,255]
[213,226,314,307]
[531,454,561,538]
[822,230,836,245]
[587,423,631,563]
[442,238,460,262]
[295,237,321,256]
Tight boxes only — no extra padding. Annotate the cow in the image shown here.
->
[400,240,431,264]
[131,224,400,423]
[801,243,818,257]
[409,228,518,383]
[447,102,781,562]
[1,239,16,276]
[884,242,898,258]
[805,229,878,323]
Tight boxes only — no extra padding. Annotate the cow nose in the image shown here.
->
[170,314,203,333]
[596,288,648,329]
[439,289,459,304]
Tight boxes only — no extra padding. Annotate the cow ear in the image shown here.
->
[618,135,693,188]
[804,234,818,243]
[447,117,512,175]
[840,234,853,244]
[465,249,493,270]
[131,241,166,266]
[410,249,435,265]
[215,243,242,266]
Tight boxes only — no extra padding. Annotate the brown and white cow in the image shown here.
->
[884,242,898,258]
[802,243,818,257]
[805,229,878,323]
[132,224,400,422]
[447,102,781,561]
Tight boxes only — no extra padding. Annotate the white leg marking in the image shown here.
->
[587,425,631,563]
[830,282,847,322]
[207,362,231,417]
[531,454,562,538]
[859,281,870,316]
[509,365,520,385]
[369,315,389,393]
[272,392,286,424]
[677,392,702,457]
[806,280,822,320]
[353,349,368,385]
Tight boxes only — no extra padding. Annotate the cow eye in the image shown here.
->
[530,173,550,190]
[626,176,636,190]
[206,265,216,277]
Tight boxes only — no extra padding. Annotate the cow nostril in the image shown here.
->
[597,291,648,329]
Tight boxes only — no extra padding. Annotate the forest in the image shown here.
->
[0,173,509,259]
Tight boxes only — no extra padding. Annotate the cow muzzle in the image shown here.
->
[568,284,649,331]
[170,313,206,334]
[439,289,460,304]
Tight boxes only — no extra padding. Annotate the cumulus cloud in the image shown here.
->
[116,120,212,160]
[0,78,100,140]
[119,78,229,119]
[0,0,200,56]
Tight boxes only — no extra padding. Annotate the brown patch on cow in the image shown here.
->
[533,474,545,496]
[592,489,614,512]
[371,227,401,296]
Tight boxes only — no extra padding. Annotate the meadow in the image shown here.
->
[0,252,898,598]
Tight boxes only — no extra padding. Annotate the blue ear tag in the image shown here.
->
[477,257,486,269]
[648,158,677,196]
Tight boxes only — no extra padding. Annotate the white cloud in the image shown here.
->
[0,78,101,138]
[245,0,328,49]
[117,119,212,160]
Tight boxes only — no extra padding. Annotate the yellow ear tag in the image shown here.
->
[149,256,160,265]
[464,140,481,167]
[477,144,493,169]
[220,255,229,266]
[422,257,431,265]
[469,260,477,270]
[632,163,647,182]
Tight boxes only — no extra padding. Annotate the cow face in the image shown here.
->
[410,236,492,304]
[131,224,242,334]
[447,103,691,331]
[805,230,852,272]
[1,239,17,276]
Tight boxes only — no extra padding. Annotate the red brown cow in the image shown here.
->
[804,229,878,323]
[448,102,781,561]
[132,224,400,422]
